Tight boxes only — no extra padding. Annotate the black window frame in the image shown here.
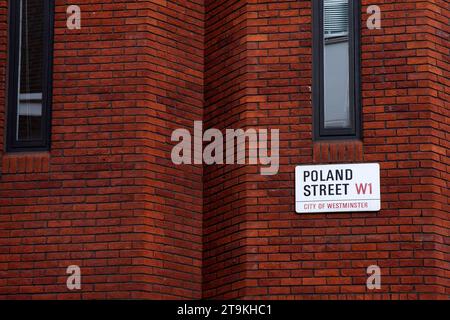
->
[6,0,54,152]
[313,0,361,140]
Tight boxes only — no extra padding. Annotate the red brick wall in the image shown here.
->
[0,0,448,300]
[203,0,251,299]
[203,0,449,299]
[423,0,450,298]
[0,0,204,299]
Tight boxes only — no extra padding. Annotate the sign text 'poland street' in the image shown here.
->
[295,163,381,214]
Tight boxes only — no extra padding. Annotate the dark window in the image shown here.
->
[313,0,361,140]
[7,0,54,151]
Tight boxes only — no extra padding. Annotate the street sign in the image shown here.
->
[296,163,381,213]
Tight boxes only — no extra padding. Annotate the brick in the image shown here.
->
[0,0,448,301]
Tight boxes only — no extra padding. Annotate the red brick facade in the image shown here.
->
[0,0,448,300]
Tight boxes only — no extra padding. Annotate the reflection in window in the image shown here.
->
[324,0,349,38]
[323,0,350,129]
[18,0,44,141]
[8,0,52,151]
[313,0,360,139]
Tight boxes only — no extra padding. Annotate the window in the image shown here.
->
[313,0,361,139]
[7,0,54,151]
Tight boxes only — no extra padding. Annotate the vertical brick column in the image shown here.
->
[204,0,449,299]
[419,0,449,298]
[0,0,204,299]
[361,0,449,299]
[203,0,251,299]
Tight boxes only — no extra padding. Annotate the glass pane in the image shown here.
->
[17,0,44,141]
[323,0,351,129]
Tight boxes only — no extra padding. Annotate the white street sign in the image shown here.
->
[296,163,381,214]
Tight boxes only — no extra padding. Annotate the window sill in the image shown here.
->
[313,140,363,164]
[2,151,50,174]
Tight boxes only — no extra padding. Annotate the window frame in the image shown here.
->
[6,0,54,152]
[313,0,361,140]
